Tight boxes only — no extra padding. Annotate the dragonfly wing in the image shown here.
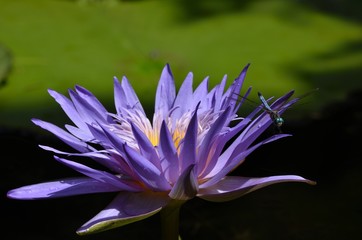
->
[257,92,273,112]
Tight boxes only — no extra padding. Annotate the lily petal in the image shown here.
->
[68,89,108,125]
[155,64,176,119]
[123,144,171,191]
[201,134,291,188]
[169,164,198,200]
[192,76,209,110]
[75,85,112,123]
[38,145,123,173]
[197,106,231,176]
[32,118,93,152]
[212,104,261,170]
[179,104,198,172]
[77,191,170,235]
[212,74,227,112]
[7,177,121,199]
[54,156,140,191]
[114,76,145,116]
[198,106,259,179]
[65,124,93,142]
[158,121,179,183]
[172,72,193,119]
[198,175,316,202]
[222,63,250,114]
[131,122,161,170]
[47,89,87,130]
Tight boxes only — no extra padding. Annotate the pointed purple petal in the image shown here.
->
[65,124,93,141]
[121,76,145,114]
[192,76,209,109]
[179,105,198,172]
[172,72,193,119]
[197,107,231,175]
[75,85,112,122]
[158,121,180,183]
[169,164,198,200]
[114,76,145,116]
[222,63,250,113]
[54,156,140,191]
[198,106,259,179]
[88,124,145,178]
[155,64,176,119]
[32,118,92,152]
[201,134,291,188]
[77,192,170,235]
[86,123,115,148]
[47,89,87,130]
[131,123,161,170]
[94,123,126,153]
[212,92,294,177]
[198,175,315,202]
[211,74,227,111]
[114,77,127,116]
[123,144,171,191]
[200,86,216,111]
[89,125,140,178]
[38,145,123,173]
[7,177,121,199]
[68,89,108,125]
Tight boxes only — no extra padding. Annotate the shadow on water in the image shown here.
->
[0,43,12,88]
[171,0,361,23]
[301,0,362,23]
[169,0,253,21]
[283,39,362,114]
[1,86,362,239]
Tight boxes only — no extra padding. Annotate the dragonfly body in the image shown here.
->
[232,88,318,132]
[257,92,284,128]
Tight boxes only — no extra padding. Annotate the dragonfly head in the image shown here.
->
[274,117,284,127]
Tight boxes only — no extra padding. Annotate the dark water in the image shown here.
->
[2,90,362,240]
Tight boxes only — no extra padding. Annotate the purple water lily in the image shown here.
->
[7,64,314,237]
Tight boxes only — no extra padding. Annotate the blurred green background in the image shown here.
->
[1,0,362,240]
[0,0,361,128]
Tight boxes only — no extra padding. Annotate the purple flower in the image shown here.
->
[7,64,314,235]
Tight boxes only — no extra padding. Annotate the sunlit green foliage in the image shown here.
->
[0,0,360,127]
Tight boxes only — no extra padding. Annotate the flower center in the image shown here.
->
[110,109,220,155]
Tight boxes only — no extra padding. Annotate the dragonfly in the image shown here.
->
[231,88,319,132]
[257,88,319,132]
[257,91,284,128]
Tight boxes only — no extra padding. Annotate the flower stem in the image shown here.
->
[160,200,185,240]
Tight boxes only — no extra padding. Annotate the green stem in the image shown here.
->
[160,200,185,240]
